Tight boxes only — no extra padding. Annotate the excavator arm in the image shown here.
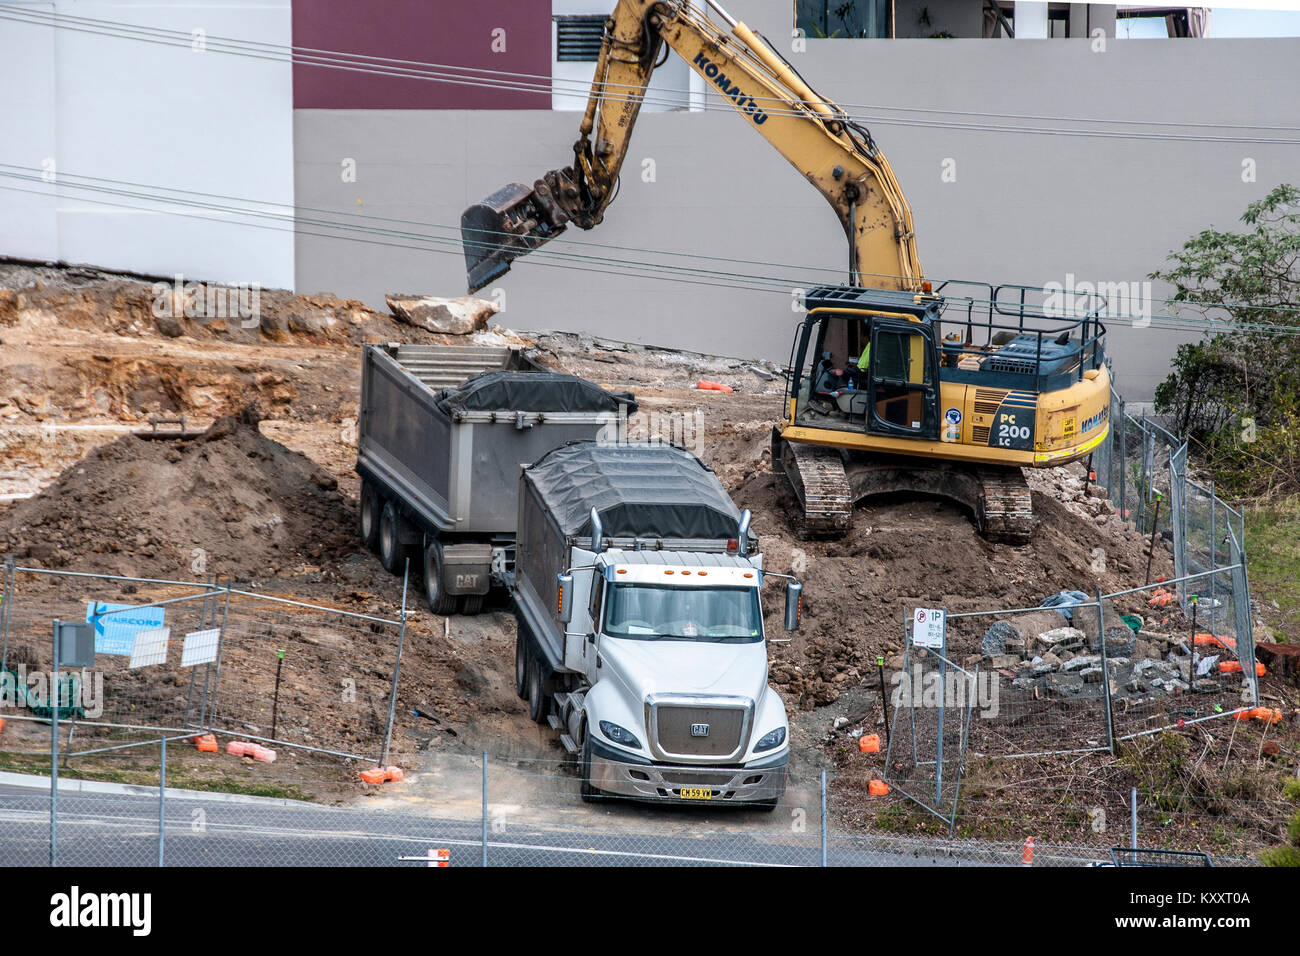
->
[461,0,923,293]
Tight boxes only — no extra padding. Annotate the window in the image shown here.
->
[555,15,606,62]
[604,583,763,642]
[795,0,891,38]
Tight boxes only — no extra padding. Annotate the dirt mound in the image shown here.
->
[736,469,1173,710]
[0,407,355,579]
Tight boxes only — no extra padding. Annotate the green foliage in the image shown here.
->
[1262,844,1300,867]
[1151,185,1300,496]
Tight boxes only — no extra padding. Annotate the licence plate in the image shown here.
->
[679,787,713,801]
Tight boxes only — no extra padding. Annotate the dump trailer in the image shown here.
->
[513,440,803,807]
[356,343,633,615]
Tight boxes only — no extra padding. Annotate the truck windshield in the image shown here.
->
[603,583,763,643]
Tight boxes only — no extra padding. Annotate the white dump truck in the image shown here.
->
[513,441,802,807]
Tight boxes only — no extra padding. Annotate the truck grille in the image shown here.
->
[651,701,750,760]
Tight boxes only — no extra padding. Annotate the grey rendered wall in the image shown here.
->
[295,26,1300,401]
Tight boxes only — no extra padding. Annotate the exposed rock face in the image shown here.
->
[386,294,499,335]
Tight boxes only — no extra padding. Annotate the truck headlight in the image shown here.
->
[754,727,786,753]
[599,720,642,750]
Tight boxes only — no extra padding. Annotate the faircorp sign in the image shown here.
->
[692,52,769,125]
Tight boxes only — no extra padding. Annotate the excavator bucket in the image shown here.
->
[461,183,566,293]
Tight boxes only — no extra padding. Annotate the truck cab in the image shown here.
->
[512,441,799,807]
[563,549,789,805]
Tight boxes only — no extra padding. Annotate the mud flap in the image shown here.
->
[440,542,493,595]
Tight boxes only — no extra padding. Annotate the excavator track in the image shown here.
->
[973,467,1036,545]
[773,432,852,538]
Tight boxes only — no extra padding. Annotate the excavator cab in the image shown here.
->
[789,289,942,443]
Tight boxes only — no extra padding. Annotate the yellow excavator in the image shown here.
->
[461,0,1111,543]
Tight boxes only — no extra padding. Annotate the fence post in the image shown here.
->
[380,560,410,768]
[204,583,232,726]
[1,554,13,670]
[1130,786,1138,861]
[50,618,59,867]
[482,751,489,868]
[1095,590,1116,755]
[158,737,166,867]
[820,769,828,867]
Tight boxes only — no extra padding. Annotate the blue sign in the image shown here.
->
[86,601,166,656]
[945,407,962,425]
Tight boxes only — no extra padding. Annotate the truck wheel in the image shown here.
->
[580,732,603,803]
[422,539,459,615]
[514,633,528,699]
[460,594,485,616]
[527,657,549,725]
[378,501,408,575]
[359,481,381,553]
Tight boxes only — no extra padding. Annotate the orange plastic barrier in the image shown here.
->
[696,380,733,393]
[859,734,881,754]
[1234,707,1282,724]
[360,765,404,785]
[1218,661,1266,676]
[195,734,218,753]
[1146,588,1176,607]
[1021,836,1035,866]
[226,741,253,757]
[429,848,450,867]
[0,718,6,735]
[1195,633,1237,650]
[867,779,890,796]
[251,745,277,763]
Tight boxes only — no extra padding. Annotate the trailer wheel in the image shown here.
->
[580,731,603,803]
[460,594,485,616]
[514,633,528,699]
[378,501,408,575]
[527,657,549,725]
[359,481,381,553]
[422,539,459,615]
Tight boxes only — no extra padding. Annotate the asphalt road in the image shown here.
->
[0,782,970,867]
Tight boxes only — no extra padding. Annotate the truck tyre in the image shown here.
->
[580,731,603,803]
[527,657,549,725]
[422,539,459,616]
[378,500,408,575]
[514,633,528,699]
[460,594,485,616]
[359,481,381,553]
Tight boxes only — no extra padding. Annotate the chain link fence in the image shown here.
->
[3,742,1283,867]
[0,563,410,769]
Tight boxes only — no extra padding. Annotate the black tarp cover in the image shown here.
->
[436,370,634,415]
[524,441,742,540]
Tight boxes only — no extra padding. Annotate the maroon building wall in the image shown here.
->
[293,0,552,109]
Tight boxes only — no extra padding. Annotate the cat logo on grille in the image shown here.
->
[690,723,710,737]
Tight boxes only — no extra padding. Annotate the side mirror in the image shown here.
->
[557,572,574,624]
[784,580,802,632]
[589,507,604,555]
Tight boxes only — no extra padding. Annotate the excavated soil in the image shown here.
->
[0,408,353,580]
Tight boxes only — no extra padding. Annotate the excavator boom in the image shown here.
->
[461,0,922,292]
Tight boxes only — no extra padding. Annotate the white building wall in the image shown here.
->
[0,0,294,288]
